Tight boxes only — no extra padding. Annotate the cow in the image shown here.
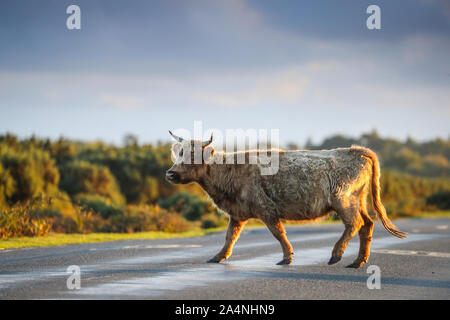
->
[165,131,407,268]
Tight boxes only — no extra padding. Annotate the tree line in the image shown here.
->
[1,131,449,237]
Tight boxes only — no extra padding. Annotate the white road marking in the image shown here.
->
[0,233,341,288]
[95,233,342,266]
[69,233,446,297]
[0,271,67,289]
[122,244,202,249]
[1,230,447,297]
[436,225,448,230]
[71,265,247,297]
[228,233,444,268]
[88,243,202,251]
[373,249,450,258]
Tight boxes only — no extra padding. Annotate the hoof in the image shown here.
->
[207,256,225,263]
[276,258,292,265]
[328,256,341,265]
[346,261,364,269]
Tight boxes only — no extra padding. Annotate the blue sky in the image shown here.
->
[0,0,449,145]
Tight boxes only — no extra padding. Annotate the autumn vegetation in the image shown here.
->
[1,131,449,239]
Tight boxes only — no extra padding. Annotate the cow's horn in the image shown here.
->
[202,133,213,148]
[169,130,184,143]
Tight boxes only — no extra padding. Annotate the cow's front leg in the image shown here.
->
[263,218,294,265]
[207,218,247,263]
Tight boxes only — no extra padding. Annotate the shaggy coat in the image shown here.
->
[166,140,406,268]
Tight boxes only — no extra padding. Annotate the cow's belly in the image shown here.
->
[280,205,332,221]
[278,196,332,220]
[213,182,333,222]
[213,198,258,220]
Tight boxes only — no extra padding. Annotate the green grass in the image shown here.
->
[0,228,224,250]
[407,210,450,218]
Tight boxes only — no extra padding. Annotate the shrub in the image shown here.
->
[104,205,189,233]
[200,213,227,229]
[50,215,78,234]
[0,145,60,204]
[426,191,450,210]
[74,194,122,219]
[0,198,52,238]
[59,160,125,205]
[72,206,107,233]
[0,163,16,210]
[158,192,217,221]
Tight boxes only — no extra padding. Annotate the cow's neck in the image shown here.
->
[197,156,241,206]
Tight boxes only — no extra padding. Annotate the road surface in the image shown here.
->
[0,218,449,299]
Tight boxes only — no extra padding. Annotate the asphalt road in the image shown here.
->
[0,218,449,299]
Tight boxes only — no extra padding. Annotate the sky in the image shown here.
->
[0,0,449,146]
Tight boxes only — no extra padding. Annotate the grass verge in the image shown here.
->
[0,228,224,250]
[406,211,450,218]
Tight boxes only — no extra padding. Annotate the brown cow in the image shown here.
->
[165,131,406,268]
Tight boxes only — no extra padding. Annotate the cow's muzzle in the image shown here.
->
[165,170,180,183]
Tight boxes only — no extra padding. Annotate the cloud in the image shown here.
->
[192,69,310,107]
[100,94,144,110]
[420,0,450,18]
[0,0,449,143]
[42,91,62,103]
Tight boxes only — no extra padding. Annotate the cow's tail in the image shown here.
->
[360,147,407,239]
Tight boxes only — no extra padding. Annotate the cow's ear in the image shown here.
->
[203,145,215,163]
[171,143,182,160]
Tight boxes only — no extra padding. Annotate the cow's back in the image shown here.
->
[256,147,369,220]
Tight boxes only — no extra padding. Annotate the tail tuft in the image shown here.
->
[359,147,407,239]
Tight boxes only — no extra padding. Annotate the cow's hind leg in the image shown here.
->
[263,218,294,265]
[328,204,363,265]
[347,205,374,268]
[207,218,247,263]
